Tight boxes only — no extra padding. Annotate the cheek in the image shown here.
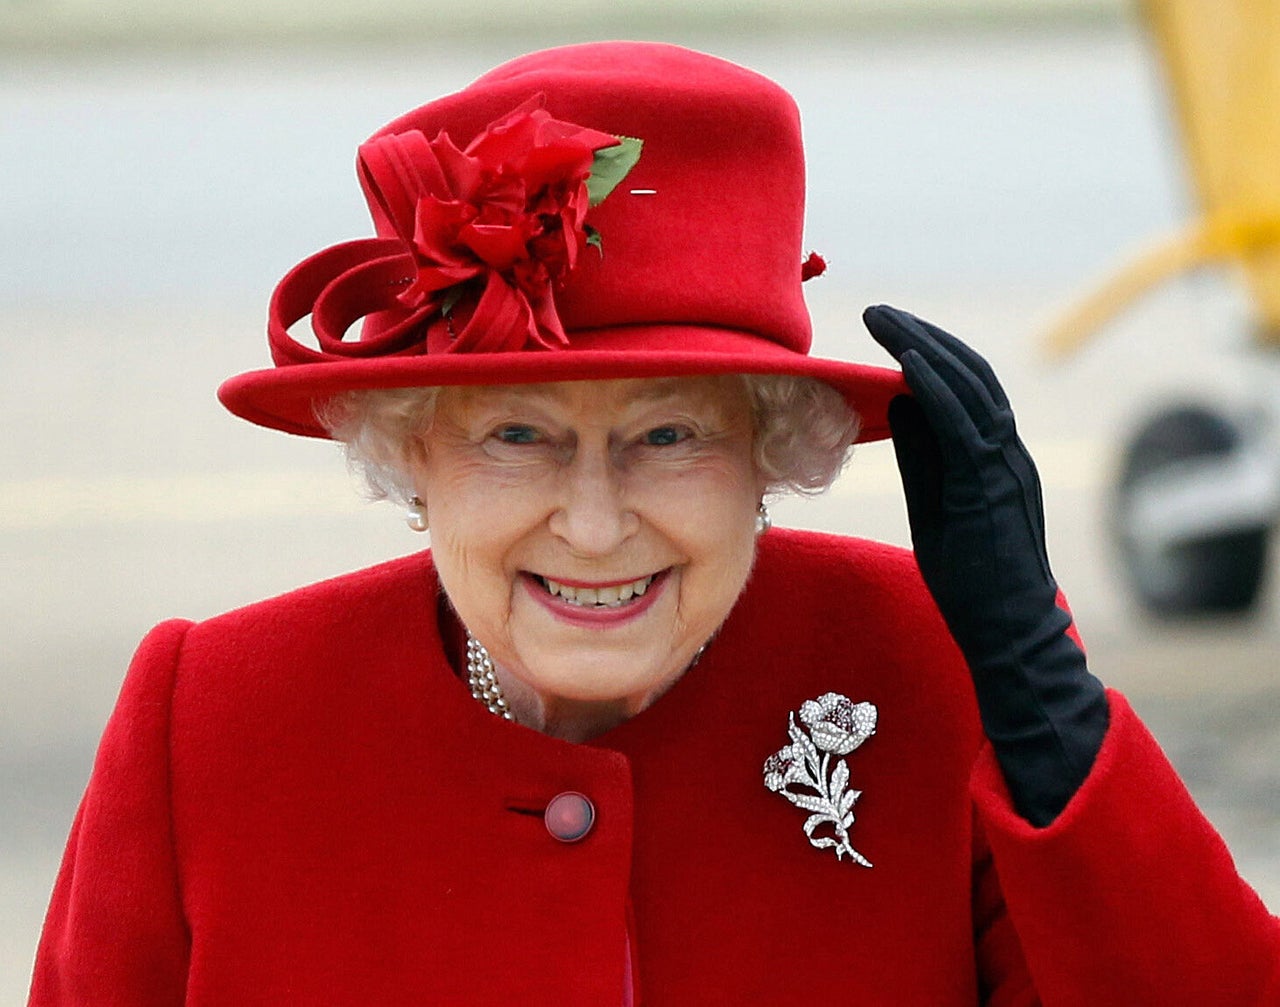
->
[706,516,759,596]
[410,468,507,610]
[425,520,528,663]
[700,458,764,576]
[413,469,563,631]
[659,459,761,589]
[677,451,764,528]
[425,494,520,584]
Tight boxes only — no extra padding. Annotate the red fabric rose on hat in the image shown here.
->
[358,95,642,353]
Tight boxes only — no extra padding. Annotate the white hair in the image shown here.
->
[317,374,860,505]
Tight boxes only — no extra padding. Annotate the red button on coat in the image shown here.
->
[545,791,595,842]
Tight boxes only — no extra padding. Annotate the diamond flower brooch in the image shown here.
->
[763,692,877,867]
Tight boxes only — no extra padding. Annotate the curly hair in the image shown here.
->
[317,374,860,505]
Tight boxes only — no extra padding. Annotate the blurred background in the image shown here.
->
[4,0,1279,999]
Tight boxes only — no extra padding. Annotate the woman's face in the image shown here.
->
[412,376,765,730]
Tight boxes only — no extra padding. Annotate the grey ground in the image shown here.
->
[3,21,1279,1002]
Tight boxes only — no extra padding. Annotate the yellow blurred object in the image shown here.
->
[1046,0,1280,357]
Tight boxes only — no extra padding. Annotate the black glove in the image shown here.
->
[863,304,1108,827]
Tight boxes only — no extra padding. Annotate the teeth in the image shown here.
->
[541,574,655,606]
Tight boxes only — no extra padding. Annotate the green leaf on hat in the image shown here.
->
[584,225,603,257]
[440,285,464,318]
[586,136,643,207]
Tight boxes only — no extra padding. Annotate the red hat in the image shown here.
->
[217,42,906,442]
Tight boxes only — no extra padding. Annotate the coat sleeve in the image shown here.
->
[972,808,1041,1007]
[971,689,1280,1005]
[29,620,192,1006]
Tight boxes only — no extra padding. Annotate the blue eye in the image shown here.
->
[496,425,539,444]
[644,426,685,446]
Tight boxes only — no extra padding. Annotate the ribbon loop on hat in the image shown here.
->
[358,130,450,239]
[312,255,437,357]
[268,238,428,366]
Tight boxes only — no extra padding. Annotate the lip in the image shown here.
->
[521,569,669,628]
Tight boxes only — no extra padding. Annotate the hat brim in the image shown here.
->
[218,323,907,444]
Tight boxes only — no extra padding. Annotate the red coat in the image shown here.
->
[30,530,1280,1004]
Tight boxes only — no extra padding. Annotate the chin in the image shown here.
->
[521,649,685,708]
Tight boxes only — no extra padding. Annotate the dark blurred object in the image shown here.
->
[1114,402,1271,615]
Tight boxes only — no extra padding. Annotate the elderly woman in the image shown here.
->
[30,42,1279,1005]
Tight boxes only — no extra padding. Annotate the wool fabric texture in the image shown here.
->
[30,531,1280,1004]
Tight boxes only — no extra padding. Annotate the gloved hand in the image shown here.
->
[863,304,1109,827]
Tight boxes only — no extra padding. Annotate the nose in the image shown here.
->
[547,446,640,556]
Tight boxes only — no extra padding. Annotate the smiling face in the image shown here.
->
[411,376,765,738]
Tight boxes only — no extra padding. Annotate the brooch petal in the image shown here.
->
[763,694,876,867]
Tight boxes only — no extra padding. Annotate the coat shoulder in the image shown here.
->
[752,528,938,618]
[167,551,442,714]
[183,550,437,651]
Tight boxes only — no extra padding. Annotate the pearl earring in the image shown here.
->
[755,503,771,535]
[405,496,429,532]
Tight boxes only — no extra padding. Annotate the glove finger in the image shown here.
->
[898,349,992,476]
[863,305,1011,422]
[903,348,1046,514]
[890,307,1011,411]
[862,303,919,363]
[906,353,1059,596]
[887,394,945,546]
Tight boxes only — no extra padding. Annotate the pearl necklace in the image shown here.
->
[466,632,516,721]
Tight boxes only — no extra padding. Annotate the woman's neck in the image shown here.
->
[496,670,637,742]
